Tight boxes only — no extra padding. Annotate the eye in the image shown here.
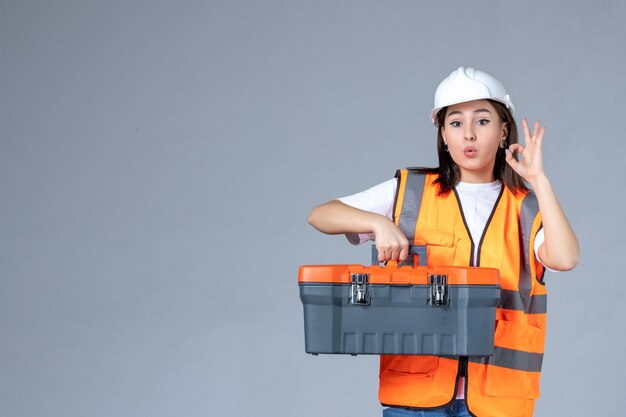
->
[449,121,461,127]
[476,119,490,126]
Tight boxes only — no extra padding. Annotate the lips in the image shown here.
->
[463,146,477,158]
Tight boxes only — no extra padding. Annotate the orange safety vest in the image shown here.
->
[379,170,546,417]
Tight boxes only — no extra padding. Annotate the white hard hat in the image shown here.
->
[430,66,514,126]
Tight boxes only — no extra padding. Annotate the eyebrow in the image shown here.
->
[447,108,493,117]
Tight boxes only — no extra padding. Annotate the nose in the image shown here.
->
[464,125,476,141]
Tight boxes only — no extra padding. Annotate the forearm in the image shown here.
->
[307,199,388,235]
[530,174,579,271]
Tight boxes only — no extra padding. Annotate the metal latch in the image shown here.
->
[428,274,449,306]
[350,273,370,305]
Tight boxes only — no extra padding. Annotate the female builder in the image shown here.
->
[307,67,579,417]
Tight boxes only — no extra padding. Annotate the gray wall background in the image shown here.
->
[1,1,624,416]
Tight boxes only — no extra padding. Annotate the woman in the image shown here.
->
[307,67,578,417]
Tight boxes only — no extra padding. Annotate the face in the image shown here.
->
[440,99,508,183]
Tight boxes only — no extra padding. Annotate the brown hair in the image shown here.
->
[408,100,529,195]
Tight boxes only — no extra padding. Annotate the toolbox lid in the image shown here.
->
[298,263,500,286]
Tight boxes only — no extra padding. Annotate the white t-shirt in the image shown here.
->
[337,178,547,266]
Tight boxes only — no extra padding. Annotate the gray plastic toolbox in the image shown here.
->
[299,246,501,356]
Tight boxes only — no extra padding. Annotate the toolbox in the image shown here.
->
[299,246,501,356]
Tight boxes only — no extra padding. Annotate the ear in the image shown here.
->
[500,122,509,148]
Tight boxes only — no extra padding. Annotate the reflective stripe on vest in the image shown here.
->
[469,347,544,373]
[499,290,547,314]
[393,169,426,267]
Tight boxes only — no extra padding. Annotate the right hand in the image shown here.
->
[372,217,409,263]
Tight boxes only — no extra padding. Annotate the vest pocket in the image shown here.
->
[414,226,457,266]
[482,320,542,399]
[381,355,439,375]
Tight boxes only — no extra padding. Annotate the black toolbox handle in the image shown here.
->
[371,244,427,267]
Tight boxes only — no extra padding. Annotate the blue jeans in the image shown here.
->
[382,400,471,417]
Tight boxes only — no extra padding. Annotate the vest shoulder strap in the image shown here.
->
[393,169,427,240]
[519,190,545,285]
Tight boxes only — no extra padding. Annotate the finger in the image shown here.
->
[505,149,519,169]
[390,245,401,261]
[536,125,546,144]
[532,120,540,140]
[377,245,387,263]
[521,118,531,144]
[508,143,525,156]
[392,241,405,261]
[506,144,524,167]
[398,245,408,262]
[505,150,527,177]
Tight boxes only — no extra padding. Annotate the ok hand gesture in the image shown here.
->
[505,118,546,186]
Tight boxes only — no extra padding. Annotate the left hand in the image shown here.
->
[505,118,546,185]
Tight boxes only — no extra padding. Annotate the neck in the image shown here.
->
[459,171,495,183]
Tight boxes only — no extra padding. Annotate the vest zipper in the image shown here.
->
[454,356,468,397]
[459,356,468,377]
[455,357,470,416]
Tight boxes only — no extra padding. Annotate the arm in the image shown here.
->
[531,175,579,270]
[506,119,579,271]
[307,199,410,262]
